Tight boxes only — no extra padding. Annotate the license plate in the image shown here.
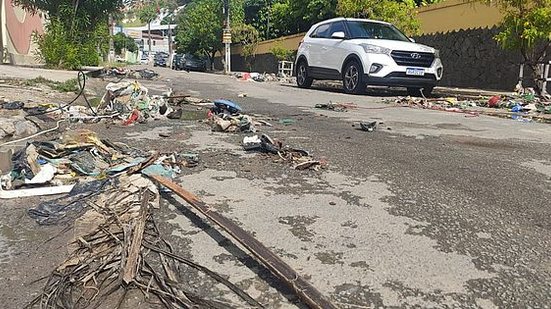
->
[406,68,425,76]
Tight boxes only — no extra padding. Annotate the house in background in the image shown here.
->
[0,0,45,65]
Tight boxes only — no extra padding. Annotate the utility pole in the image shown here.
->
[147,19,152,61]
[0,0,4,64]
[168,19,172,66]
[222,0,231,74]
[108,14,115,63]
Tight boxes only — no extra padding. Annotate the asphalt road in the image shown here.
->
[151,67,551,308]
[1,65,550,308]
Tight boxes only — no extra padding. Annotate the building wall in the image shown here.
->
[417,0,502,34]
[1,0,44,65]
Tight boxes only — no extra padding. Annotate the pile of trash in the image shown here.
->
[242,134,325,171]
[0,129,197,199]
[233,72,297,83]
[25,168,260,308]
[90,67,159,80]
[99,81,172,125]
[208,99,258,133]
[392,92,551,122]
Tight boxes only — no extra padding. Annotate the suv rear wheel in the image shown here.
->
[296,61,313,88]
[343,60,366,94]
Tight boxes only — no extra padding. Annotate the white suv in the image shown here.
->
[295,18,443,96]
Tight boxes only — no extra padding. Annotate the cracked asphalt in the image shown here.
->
[1,65,551,308]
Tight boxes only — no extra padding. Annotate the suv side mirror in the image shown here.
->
[331,32,346,40]
[409,38,416,43]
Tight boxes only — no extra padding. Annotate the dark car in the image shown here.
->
[153,52,169,67]
[183,54,207,72]
[172,53,185,70]
[154,58,167,67]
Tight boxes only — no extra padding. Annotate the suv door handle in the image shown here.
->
[321,47,328,50]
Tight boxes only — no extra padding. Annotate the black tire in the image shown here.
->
[296,61,313,88]
[407,86,434,97]
[342,60,366,94]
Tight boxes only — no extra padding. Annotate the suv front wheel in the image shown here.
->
[343,60,366,94]
[296,61,313,88]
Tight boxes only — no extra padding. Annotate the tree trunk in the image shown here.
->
[209,51,216,71]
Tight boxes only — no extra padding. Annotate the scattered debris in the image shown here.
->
[1,100,25,110]
[0,129,195,197]
[234,72,288,83]
[213,99,242,114]
[208,99,258,133]
[242,134,325,171]
[278,118,296,126]
[99,81,171,125]
[28,175,263,308]
[315,102,358,112]
[390,92,551,123]
[359,121,378,132]
[89,67,159,80]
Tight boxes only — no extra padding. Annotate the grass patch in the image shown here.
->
[88,97,102,107]
[24,76,79,92]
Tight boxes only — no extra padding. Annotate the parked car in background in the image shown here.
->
[182,54,208,72]
[154,52,169,67]
[172,53,185,70]
[295,17,443,96]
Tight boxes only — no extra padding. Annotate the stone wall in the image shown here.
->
[415,27,550,92]
[214,53,279,74]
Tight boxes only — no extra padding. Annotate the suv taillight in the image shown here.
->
[298,39,304,49]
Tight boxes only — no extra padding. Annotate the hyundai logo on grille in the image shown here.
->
[410,53,422,59]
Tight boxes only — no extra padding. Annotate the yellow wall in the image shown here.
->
[418,0,503,35]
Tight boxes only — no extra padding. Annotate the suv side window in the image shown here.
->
[329,21,346,38]
[310,23,331,39]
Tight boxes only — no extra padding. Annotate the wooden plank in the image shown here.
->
[149,175,337,309]
[122,189,151,284]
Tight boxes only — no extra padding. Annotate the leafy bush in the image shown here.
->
[270,43,294,61]
[113,32,138,54]
[34,18,108,69]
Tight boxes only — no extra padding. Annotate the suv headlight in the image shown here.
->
[360,44,391,55]
[434,49,440,58]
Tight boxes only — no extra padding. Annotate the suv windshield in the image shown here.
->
[347,21,409,41]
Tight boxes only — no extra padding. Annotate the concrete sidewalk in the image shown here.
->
[0,64,84,82]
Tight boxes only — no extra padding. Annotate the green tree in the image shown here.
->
[337,0,420,35]
[113,32,139,54]
[488,0,551,94]
[14,0,123,68]
[232,24,260,71]
[138,4,159,55]
[269,0,337,37]
[175,0,244,68]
